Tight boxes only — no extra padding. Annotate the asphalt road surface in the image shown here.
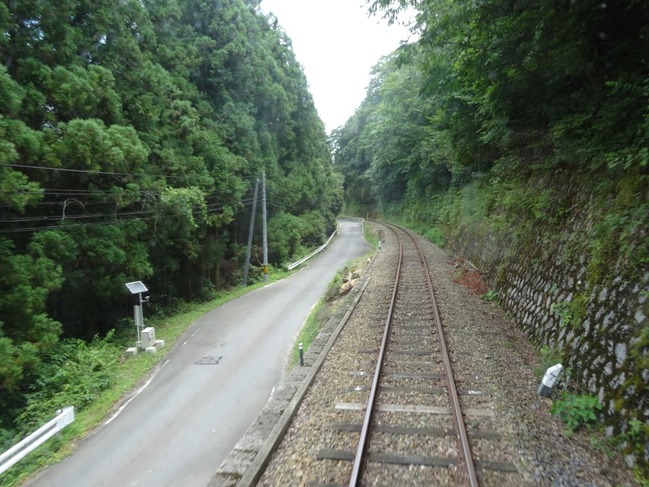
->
[25,219,369,487]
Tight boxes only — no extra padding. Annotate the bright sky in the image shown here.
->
[260,0,414,134]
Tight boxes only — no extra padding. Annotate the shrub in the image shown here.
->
[268,212,304,263]
[324,272,344,302]
[551,392,602,431]
[16,334,122,433]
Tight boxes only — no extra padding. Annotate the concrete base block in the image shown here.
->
[125,347,138,357]
[145,346,157,354]
[154,339,165,349]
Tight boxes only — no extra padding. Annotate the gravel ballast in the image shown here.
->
[213,223,639,486]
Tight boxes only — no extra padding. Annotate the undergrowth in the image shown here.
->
[0,267,292,487]
[551,392,602,431]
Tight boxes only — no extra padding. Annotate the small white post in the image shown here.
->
[538,363,563,397]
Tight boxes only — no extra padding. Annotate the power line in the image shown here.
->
[0,217,152,234]
[1,163,264,184]
[1,162,213,181]
[3,187,243,197]
[0,199,257,234]
[0,186,255,209]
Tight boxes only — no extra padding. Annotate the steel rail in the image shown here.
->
[350,222,479,486]
[408,227,480,487]
[348,225,403,486]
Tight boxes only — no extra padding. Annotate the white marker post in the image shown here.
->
[538,363,563,397]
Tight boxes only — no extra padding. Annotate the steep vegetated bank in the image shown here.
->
[429,170,647,473]
[334,0,648,477]
[0,0,341,454]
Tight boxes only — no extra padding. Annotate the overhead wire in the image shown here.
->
[0,163,265,233]
[0,196,256,222]
[1,162,264,184]
[0,200,255,224]
[1,162,205,180]
[0,198,257,234]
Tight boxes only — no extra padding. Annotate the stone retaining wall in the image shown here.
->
[448,183,648,468]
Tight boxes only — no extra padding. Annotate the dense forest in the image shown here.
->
[2,0,648,480]
[334,0,648,475]
[0,0,342,444]
[336,0,648,221]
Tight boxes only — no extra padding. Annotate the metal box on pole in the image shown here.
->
[125,281,149,348]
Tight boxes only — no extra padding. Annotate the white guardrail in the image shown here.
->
[287,226,338,271]
[0,406,75,475]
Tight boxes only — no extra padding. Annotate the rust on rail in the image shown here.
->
[349,222,479,486]
[348,225,403,486]
[409,227,479,487]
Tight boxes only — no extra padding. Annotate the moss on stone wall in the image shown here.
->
[387,169,649,474]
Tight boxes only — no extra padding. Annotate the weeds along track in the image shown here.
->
[254,222,523,487]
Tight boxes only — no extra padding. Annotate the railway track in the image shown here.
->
[247,222,524,487]
[315,223,518,486]
[353,222,477,484]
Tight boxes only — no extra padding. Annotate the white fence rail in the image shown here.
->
[0,406,75,475]
[287,227,338,271]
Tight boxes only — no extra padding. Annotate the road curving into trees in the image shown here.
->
[24,219,370,487]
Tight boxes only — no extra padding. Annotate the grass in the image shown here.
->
[290,299,328,366]
[151,270,291,345]
[481,289,498,302]
[1,269,293,487]
[3,227,373,486]
[289,230,378,367]
[534,345,564,380]
[363,220,381,250]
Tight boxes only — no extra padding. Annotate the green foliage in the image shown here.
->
[420,226,444,246]
[267,212,305,264]
[296,211,327,248]
[340,0,649,478]
[291,299,326,366]
[551,301,576,329]
[159,187,207,239]
[551,393,602,432]
[481,290,498,302]
[0,238,63,399]
[324,273,344,302]
[0,0,340,323]
[0,0,343,436]
[341,0,649,220]
[362,222,381,250]
[16,334,122,432]
[624,419,646,444]
[551,294,589,330]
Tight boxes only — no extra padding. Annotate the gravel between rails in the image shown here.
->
[213,223,639,487]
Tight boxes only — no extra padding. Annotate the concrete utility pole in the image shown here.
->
[262,171,268,281]
[242,178,260,286]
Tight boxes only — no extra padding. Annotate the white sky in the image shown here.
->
[260,0,414,134]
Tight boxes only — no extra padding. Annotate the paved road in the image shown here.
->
[25,219,369,487]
